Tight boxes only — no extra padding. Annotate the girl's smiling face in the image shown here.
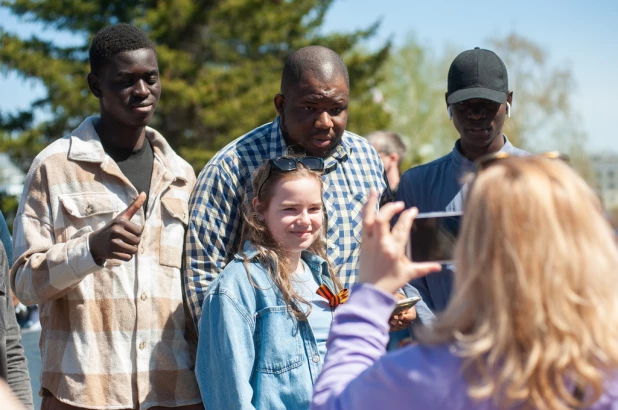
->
[257,175,323,256]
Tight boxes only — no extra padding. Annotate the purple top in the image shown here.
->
[312,283,618,410]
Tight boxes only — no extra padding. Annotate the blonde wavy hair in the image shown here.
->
[239,157,340,321]
[420,156,618,409]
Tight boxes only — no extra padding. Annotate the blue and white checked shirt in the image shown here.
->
[184,117,386,327]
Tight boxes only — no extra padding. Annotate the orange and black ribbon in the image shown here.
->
[316,284,349,308]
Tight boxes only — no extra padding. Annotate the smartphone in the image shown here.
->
[392,296,422,315]
[406,211,462,264]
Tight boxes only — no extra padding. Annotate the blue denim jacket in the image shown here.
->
[196,242,335,410]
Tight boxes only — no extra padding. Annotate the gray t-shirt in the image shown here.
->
[101,138,154,211]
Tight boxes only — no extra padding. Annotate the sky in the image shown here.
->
[1,0,617,153]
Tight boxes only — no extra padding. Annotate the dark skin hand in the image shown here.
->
[390,292,417,332]
[89,192,146,264]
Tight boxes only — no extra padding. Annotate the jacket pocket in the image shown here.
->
[254,306,304,374]
[58,193,121,243]
[159,197,189,268]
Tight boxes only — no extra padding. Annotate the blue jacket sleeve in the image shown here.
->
[196,288,256,410]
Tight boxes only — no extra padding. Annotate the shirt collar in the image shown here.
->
[271,116,350,172]
[451,134,517,174]
[67,116,188,183]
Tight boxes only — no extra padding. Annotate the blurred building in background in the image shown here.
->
[591,153,618,210]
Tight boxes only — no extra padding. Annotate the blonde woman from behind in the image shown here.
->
[312,156,618,410]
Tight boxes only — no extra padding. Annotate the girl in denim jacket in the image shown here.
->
[195,156,345,410]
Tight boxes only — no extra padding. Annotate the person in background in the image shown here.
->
[10,24,201,409]
[312,156,618,410]
[184,45,429,334]
[396,47,528,312]
[1,210,39,331]
[0,211,12,266]
[365,131,407,196]
[0,239,32,409]
[1,209,40,331]
[197,156,344,409]
[1,211,16,311]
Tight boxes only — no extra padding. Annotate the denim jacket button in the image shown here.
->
[312,355,320,363]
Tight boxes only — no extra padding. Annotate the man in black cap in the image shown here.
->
[396,47,527,313]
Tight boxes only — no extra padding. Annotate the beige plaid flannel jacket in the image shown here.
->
[10,117,201,409]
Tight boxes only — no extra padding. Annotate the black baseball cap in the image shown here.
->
[446,47,508,105]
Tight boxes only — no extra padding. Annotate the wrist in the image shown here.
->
[356,282,398,303]
[370,279,402,295]
[87,235,105,266]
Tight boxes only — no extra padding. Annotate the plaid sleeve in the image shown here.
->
[184,162,244,329]
[11,161,101,306]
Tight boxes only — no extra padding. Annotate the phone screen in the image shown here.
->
[407,212,462,264]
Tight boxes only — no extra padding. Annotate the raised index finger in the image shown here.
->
[118,192,146,221]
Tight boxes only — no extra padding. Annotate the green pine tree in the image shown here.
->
[0,0,390,172]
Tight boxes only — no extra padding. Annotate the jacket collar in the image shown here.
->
[235,241,332,286]
[451,134,517,174]
[67,116,188,183]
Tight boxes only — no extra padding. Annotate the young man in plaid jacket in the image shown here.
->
[10,24,202,410]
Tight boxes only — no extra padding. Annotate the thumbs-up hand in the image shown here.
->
[89,192,146,265]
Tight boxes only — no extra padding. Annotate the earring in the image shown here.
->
[252,212,264,222]
[447,105,452,120]
[506,102,511,118]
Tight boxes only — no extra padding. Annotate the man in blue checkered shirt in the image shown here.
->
[184,46,431,330]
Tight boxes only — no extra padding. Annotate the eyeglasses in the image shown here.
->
[256,156,325,197]
[474,151,570,171]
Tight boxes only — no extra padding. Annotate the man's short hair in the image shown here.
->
[89,23,156,74]
[366,131,407,165]
[281,46,350,94]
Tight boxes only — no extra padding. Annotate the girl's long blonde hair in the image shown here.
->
[420,156,618,409]
[239,158,340,321]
